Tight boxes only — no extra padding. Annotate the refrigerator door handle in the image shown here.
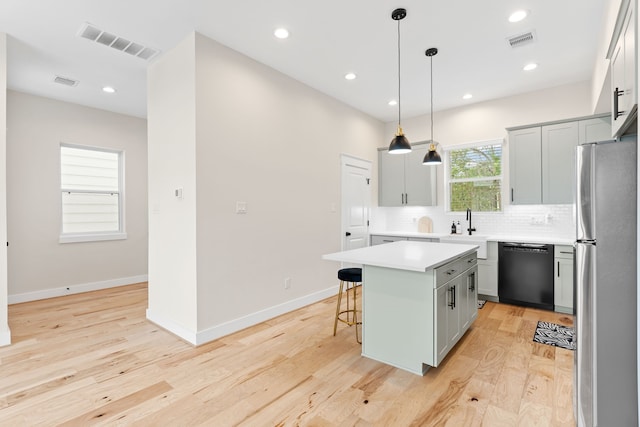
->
[576,144,595,241]
[575,242,596,427]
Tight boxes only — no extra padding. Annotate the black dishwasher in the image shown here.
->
[498,242,554,311]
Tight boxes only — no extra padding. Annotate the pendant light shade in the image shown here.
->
[388,8,411,154]
[424,142,442,165]
[423,47,442,165]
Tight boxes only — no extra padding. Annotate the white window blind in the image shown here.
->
[60,145,125,241]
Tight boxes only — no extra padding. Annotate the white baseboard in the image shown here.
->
[8,275,149,304]
[146,310,198,345]
[146,285,339,346]
[0,328,11,347]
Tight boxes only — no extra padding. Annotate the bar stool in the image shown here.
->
[333,267,362,343]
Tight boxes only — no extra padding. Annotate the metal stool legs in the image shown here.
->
[333,279,362,344]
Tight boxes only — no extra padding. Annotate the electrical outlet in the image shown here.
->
[284,277,291,289]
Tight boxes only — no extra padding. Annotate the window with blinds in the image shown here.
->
[60,145,125,242]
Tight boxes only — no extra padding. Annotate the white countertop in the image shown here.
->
[369,230,574,246]
[322,240,478,272]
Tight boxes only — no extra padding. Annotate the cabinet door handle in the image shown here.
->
[557,261,560,277]
[448,286,455,309]
[405,193,408,205]
[511,188,514,202]
[614,87,625,120]
[451,285,456,310]
[469,273,475,292]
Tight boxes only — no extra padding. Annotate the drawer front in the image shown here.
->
[436,252,477,285]
[554,244,574,259]
[370,235,407,245]
[407,237,437,243]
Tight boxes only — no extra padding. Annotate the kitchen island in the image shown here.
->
[323,240,479,375]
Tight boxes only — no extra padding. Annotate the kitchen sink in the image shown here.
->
[439,235,488,259]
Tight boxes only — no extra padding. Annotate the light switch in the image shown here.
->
[175,187,183,199]
[236,201,247,214]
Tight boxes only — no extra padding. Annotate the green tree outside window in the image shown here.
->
[447,143,503,212]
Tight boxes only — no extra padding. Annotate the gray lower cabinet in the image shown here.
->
[554,245,574,313]
[378,144,437,207]
[370,234,437,246]
[478,241,498,297]
[370,235,406,245]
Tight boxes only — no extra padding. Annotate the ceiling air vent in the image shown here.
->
[77,22,160,61]
[53,76,79,87]
[507,31,536,48]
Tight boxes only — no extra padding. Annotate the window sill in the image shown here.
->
[59,232,127,244]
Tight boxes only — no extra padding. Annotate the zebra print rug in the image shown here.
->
[533,321,575,350]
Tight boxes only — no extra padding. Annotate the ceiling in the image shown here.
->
[0,0,608,122]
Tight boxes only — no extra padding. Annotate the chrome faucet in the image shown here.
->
[466,208,476,235]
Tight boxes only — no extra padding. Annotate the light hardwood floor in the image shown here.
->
[0,283,575,426]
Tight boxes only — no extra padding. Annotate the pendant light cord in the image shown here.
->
[397,18,401,129]
[430,55,433,143]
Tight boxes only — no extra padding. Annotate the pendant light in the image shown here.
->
[423,47,442,165]
[388,8,411,154]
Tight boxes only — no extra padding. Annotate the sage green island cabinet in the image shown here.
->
[323,241,478,375]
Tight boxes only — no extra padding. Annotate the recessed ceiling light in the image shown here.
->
[463,93,473,100]
[102,86,116,93]
[388,100,398,106]
[274,28,289,39]
[523,63,538,71]
[344,73,357,80]
[509,10,529,23]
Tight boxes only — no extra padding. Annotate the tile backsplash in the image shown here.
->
[371,204,575,239]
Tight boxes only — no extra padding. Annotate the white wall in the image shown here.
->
[376,81,594,237]
[386,81,593,146]
[147,32,383,344]
[6,91,148,303]
[146,33,199,335]
[0,33,8,346]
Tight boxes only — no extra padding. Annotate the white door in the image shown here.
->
[341,155,371,252]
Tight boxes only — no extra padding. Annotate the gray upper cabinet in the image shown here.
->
[509,116,607,205]
[541,121,579,204]
[610,0,637,137]
[379,150,406,206]
[509,127,542,204]
[378,144,437,207]
[579,116,612,144]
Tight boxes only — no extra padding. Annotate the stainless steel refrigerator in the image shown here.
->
[575,138,638,427]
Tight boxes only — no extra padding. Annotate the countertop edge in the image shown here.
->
[369,231,574,246]
[323,241,478,272]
